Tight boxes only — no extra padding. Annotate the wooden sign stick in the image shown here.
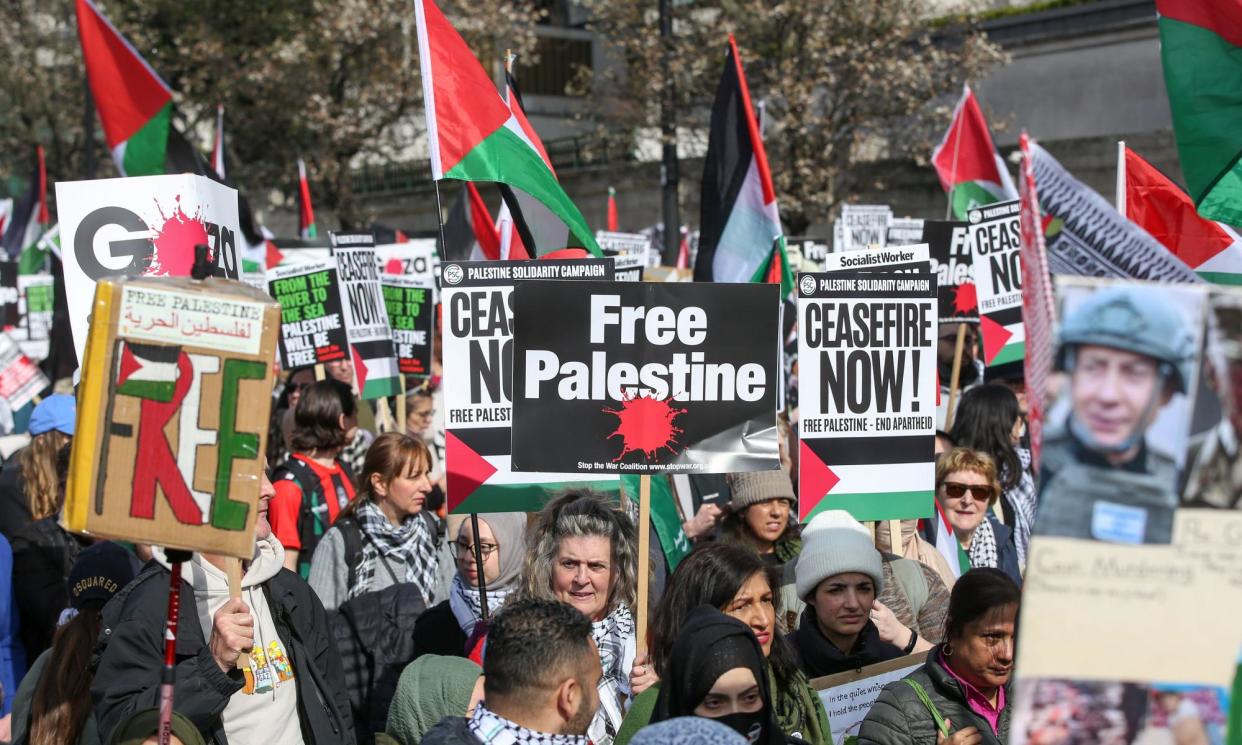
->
[313,363,326,382]
[227,558,249,669]
[396,376,408,435]
[636,474,651,657]
[944,323,968,432]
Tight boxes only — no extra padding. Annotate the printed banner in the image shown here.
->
[16,274,55,360]
[840,205,893,251]
[813,653,928,745]
[55,175,242,364]
[923,220,978,323]
[968,200,1025,367]
[331,233,401,399]
[440,259,619,513]
[886,218,925,246]
[64,277,279,558]
[268,260,349,369]
[0,332,48,411]
[596,231,654,266]
[611,252,646,282]
[374,238,440,302]
[823,243,931,274]
[796,271,937,521]
[381,273,434,377]
[511,281,781,475]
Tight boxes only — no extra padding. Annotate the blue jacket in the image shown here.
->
[0,532,27,715]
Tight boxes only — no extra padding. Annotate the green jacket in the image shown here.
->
[857,653,1010,745]
[614,666,831,745]
[12,649,102,745]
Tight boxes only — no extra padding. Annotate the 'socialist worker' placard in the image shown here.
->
[967,200,1025,367]
[823,243,931,274]
[511,281,781,475]
[440,259,619,513]
[268,260,349,369]
[797,271,938,522]
[382,273,434,376]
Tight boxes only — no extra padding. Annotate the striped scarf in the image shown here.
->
[351,500,438,604]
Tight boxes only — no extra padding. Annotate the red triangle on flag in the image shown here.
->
[350,345,369,394]
[979,314,1013,365]
[116,343,141,387]
[1124,146,1234,269]
[265,240,284,270]
[445,431,498,512]
[799,440,840,521]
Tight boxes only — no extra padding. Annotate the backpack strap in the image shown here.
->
[336,516,366,590]
[891,558,930,621]
[904,679,949,739]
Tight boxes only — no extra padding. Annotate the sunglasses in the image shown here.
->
[941,481,994,501]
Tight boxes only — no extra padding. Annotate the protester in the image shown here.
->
[937,322,984,429]
[874,520,958,592]
[934,431,956,458]
[267,367,317,466]
[721,472,800,567]
[0,394,74,540]
[404,383,446,506]
[617,543,829,745]
[11,541,135,745]
[91,468,355,745]
[308,432,450,611]
[413,512,527,659]
[791,513,907,677]
[0,530,22,736]
[104,709,206,745]
[950,384,1037,567]
[927,448,1021,585]
[386,655,483,745]
[650,607,788,745]
[524,492,638,744]
[858,568,1020,745]
[420,598,601,745]
[630,718,746,745]
[271,379,359,577]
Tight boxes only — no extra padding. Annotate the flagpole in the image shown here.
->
[946,85,968,221]
[1115,140,1126,214]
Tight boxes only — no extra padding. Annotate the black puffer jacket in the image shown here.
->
[91,561,356,745]
[857,646,1010,745]
[419,716,476,745]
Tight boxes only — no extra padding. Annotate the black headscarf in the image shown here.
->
[652,606,785,745]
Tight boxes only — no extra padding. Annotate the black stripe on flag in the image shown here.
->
[984,305,1023,328]
[804,435,932,466]
[124,341,182,365]
[454,426,511,457]
[695,41,753,282]
[442,186,475,262]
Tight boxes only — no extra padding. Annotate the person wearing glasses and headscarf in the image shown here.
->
[926,448,1021,585]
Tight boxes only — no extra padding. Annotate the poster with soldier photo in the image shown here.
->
[1182,289,1242,510]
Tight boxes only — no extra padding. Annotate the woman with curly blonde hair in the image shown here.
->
[523,491,639,745]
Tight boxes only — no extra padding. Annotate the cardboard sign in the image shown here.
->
[64,276,279,558]
[823,244,931,274]
[268,260,349,369]
[511,281,781,475]
[922,220,978,322]
[812,653,927,745]
[381,273,434,377]
[886,218,925,246]
[56,175,241,364]
[968,200,1025,367]
[440,259,619,513]
[840,205,893,251]
[0,332,48,411]
[330,233,401,399]
[796,271,937,521]
[15,274,55,360]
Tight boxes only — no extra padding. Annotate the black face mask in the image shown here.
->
[712,712,766,744]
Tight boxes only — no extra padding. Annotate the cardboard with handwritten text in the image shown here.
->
[812,653,927,745]
[64,276,280,558]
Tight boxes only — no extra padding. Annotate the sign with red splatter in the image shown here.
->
[922,220,978,323]
[374,239,439,303]
[796,271,937,522]
[439,259,619,513]
[510,280,781,475]
[968,200,1026,367]
[55,175,241,366]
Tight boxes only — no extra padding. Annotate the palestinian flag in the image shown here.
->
[0,147,50,273]
[1158,1,1242,225]
[932,85,1017,220]
[76,0,206,177]
[933,502,970,579]
[1121,144,1242,285]
[413,0,600,256]
[443,183,501,261]
[607,186,619,232]
[696,35,793,299]
[297,158,318,239]
[0,199,10,238]
[115,342,181,403]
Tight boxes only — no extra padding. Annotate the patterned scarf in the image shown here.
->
[968,516,999,571]
[1003,448,1037,568]
[449,574,513,636]
[468,702,589,745]
[589,605,636,745]
[351,500,438,604]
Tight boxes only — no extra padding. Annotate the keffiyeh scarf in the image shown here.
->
[1003,448,1038,568]
[469,702,589,745]
[590,605,636,745]
[351,500,438,604]
[968,516,1000,571]
[449,574,513,636]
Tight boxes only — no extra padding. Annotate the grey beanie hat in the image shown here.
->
[795,510,884,600]
[729,470,795,511]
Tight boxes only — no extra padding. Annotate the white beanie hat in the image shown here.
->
[795,510,885,601]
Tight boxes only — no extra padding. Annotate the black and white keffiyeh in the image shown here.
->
[351,499,438,604]
[968,516,1000,571]
[449,574,513,636]
[469,702,590,745]
[590,605,636,745]
[1004,448,1038,568]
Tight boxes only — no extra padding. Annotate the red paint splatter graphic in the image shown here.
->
[604,394,687,462]
[384,258,404,274]
[149,196,209,276]
[952,281,978,315]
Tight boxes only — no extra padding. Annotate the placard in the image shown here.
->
[56,174,241,364]
[967,200,1024,367]
[382,273,434,377]
[268,260,348,368]
[922,220,977,323]
[0,332,48,411]
[374,238,440,302]
[610,253,646,282]
[16,274,55,360]
[813,653,928,745]
[823,244,931,274]
[886,218,925,247]
[440,259,620,513]
[64,276,279,558]
[840,205,893,251]
[331,233,401,399]
[796,271,937,521]
[595,231,654,266]
[511,281,781,475]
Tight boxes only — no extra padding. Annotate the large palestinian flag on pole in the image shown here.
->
[1121,145,1242,285]
[932,85,1017,220]
[696,34,792,298]
[443,183,502,262]
[1157,0,1242,226]
[413,0,600,256]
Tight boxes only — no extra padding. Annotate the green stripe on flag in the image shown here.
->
[622,475,691,571]
[949,181,1001,220]
[1197,271,1242,286]
[121,101,172,177]
[117,379,176,402]
[989,340,1026,367]
[804,490,935,523]
[451,479,622,514]
[361,376,402,399]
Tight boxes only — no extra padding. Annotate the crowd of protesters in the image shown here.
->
[0,309,1046,745]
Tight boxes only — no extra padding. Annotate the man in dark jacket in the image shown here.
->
[421,599,601,745]
[91,470,355,745]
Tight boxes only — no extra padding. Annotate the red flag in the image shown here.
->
[466,183,501,260]
[607,186,619,232]
[297,158,317,239]
[36,145,48,226]
[1018,132,1056,471]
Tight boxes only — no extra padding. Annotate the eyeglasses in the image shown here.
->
[454,540,498,558]
[941,482,995,501]
[411,409,435,419]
